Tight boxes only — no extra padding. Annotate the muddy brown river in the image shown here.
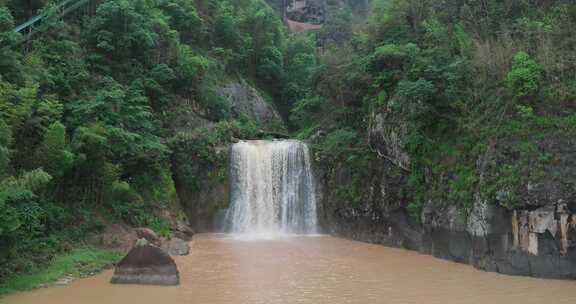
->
[3,234,576,304]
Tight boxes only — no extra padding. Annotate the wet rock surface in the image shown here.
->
[173,221,195,241]
[319,162,576,278]
[111,239,180,286]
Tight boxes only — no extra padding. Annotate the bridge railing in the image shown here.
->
[15,0,75,33]
[12,0,94,45]
[6,0,171,50]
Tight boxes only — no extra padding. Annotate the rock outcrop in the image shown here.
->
[173,220,195,241]
[368,112,411,170]
[88,215,194,253]
[135,228,161,246]
[111,239,180,286]
[219,81,283,130]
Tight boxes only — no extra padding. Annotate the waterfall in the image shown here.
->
[226,140,318,237]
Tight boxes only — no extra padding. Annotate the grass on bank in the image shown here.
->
[0,246,123,296]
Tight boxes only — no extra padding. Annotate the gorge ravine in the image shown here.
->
[177,130,576,279]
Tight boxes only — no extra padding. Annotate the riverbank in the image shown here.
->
[0,246,122,296]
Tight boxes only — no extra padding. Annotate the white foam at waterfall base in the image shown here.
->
[225,140,318,239]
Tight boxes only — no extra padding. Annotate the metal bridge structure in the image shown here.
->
[11,0,97,45]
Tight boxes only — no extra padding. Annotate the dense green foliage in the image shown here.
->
[295,0,576,217]
[0,0,308,283]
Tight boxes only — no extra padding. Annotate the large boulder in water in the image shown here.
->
[111,239,179,286]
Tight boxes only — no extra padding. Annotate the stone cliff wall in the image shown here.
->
[220,81,283,129]
[316,111,576,279]
[171,144,229,232]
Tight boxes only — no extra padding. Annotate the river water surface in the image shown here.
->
[4,233,576,304]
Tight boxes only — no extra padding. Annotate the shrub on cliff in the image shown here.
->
[506,51,542,102]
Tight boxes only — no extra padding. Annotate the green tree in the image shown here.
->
[392,79,436,121]
[33,122,74,178]
[506,51,542,101]
[160,0,204,43]
[316,128,358,163]
[213,2,248,65]
[0,7,23,83]
[282,33,317,119]
[0,119,12,179]
[86,0,177,64]
[173,45,210,91]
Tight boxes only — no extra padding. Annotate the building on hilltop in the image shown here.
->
[285,0,325,25]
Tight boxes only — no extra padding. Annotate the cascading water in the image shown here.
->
[226,140,318,237]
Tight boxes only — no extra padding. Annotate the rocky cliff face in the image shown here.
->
[316,111,576,279]
[315,149,421,250]
[170,80,284,232]
[171,143,229,232]
[220,81,283,130]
